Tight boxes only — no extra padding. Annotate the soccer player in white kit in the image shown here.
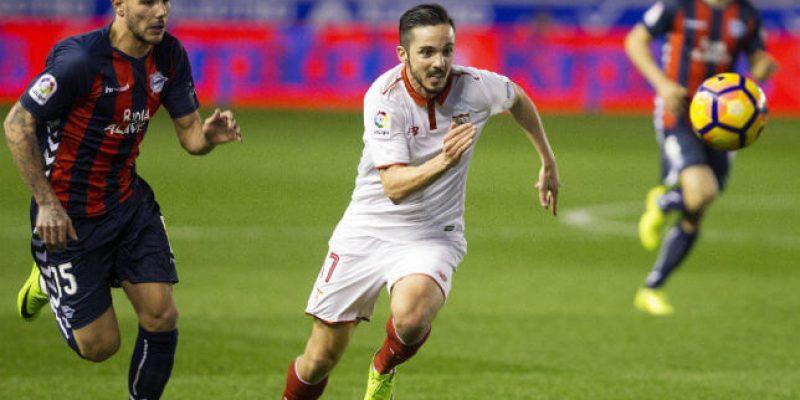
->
[282,4,560,399]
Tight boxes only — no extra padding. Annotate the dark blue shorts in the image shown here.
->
[30,180,177,337]
[658,121,732,191]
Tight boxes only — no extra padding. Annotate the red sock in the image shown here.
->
[372,318,430,374]
[282,359,327,400]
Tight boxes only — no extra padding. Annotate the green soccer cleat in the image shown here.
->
[17,263,49,321]
[364,356,395,400]
[634,287,674,316]
[639,185,668,252]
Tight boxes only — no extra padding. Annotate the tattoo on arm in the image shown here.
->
[4,103,58,206]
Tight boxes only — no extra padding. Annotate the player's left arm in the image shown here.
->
[172,108,241,155]
[748,50,778,82]
[508,83,559,216]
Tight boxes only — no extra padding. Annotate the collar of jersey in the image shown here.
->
[401,67,453,107]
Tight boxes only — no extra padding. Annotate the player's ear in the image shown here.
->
[396,45,408,64]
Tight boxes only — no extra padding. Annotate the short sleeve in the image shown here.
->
[162,40,199,118]
[476,69,515,115]
[364,96,409,168]
[641,1,679,38]
[20,39,90,120]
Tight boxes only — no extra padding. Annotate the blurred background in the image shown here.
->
[0,0,798,114]
[1,2,799,399]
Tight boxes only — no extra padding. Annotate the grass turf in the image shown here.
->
[0,107,798,399]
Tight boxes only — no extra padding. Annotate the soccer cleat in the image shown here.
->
[17,263,49,321]
[634,287,674,316]
[364,356,395,400]
[639,185,668,252]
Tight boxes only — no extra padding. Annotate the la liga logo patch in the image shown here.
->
[374,110,390,129]
[28,74,58,106]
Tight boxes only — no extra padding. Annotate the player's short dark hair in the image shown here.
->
[399,3,455,49]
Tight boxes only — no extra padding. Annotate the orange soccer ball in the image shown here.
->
[689,72,767,151]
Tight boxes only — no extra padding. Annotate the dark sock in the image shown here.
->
[646,224,698,288]
[128,326,178,400]
[658,188,685,212]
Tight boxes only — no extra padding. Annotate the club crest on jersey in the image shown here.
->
[452,112,471,125]
[149,71,168,94]
[28,74,58,106]
[728,19,746,38]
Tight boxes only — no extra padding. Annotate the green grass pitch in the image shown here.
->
[1,106,798,399]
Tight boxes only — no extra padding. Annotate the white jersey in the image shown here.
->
[331,63,516,249]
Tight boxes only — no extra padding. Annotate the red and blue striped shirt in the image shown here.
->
[21,25,199,218]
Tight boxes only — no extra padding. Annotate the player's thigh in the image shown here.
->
[390,274,445,325]
[305,246,387,324]
[386,241,465,322]
[72,305,121,361]
[33,237,119,346]
[680,164,720,211]
[122,281,178,332]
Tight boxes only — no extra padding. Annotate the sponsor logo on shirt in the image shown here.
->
[684,19,708,31]
[407,126,420,136]
[28,74,58,106]
[104,107,151,136]
[150,71,168,94]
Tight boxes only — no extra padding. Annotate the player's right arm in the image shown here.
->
[3,103,77,250]
[625,24,688,116]
[379,122,475,204]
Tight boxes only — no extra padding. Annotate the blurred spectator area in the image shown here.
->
[1,1,797,113]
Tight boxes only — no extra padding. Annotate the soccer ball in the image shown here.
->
[689,72,767,151]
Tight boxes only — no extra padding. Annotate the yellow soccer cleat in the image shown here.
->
[17,263,49,321]
[639,185,668,251]
[634,287,674,316]
[364,357,395,400]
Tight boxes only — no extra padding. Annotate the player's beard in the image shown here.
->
[406,61,449,97]
[128,19,165,46]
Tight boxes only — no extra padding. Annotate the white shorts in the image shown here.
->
[304,237,466,324]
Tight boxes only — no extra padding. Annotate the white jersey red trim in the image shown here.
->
[331,63,516,250]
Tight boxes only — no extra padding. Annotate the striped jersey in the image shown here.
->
[331,63,516,249]
[20,25,199,218]
[641,0,765,128]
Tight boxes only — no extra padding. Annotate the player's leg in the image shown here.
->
[365,242,461,399]
[122,281,179,400]
[114,182,180,400]
[284,319,357,400]
[30,229,123,359]
[287,243,385,399]
[364,275,445,400]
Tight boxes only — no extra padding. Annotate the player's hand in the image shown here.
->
[35,202,78,251]
[656,80,689,116]
[535,163,559,216]
[441,122,476,168]
[202,108,242,145]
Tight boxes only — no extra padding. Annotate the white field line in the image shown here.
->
[560,195,800,250]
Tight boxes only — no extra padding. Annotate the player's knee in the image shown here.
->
[138,304,179,332]
[301,348,341,380]
[392,312,431,344]
[77,334,121,362]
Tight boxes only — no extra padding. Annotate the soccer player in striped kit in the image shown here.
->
[4,0,241,398]
[625,0,778,315]
[283,4,559,399]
